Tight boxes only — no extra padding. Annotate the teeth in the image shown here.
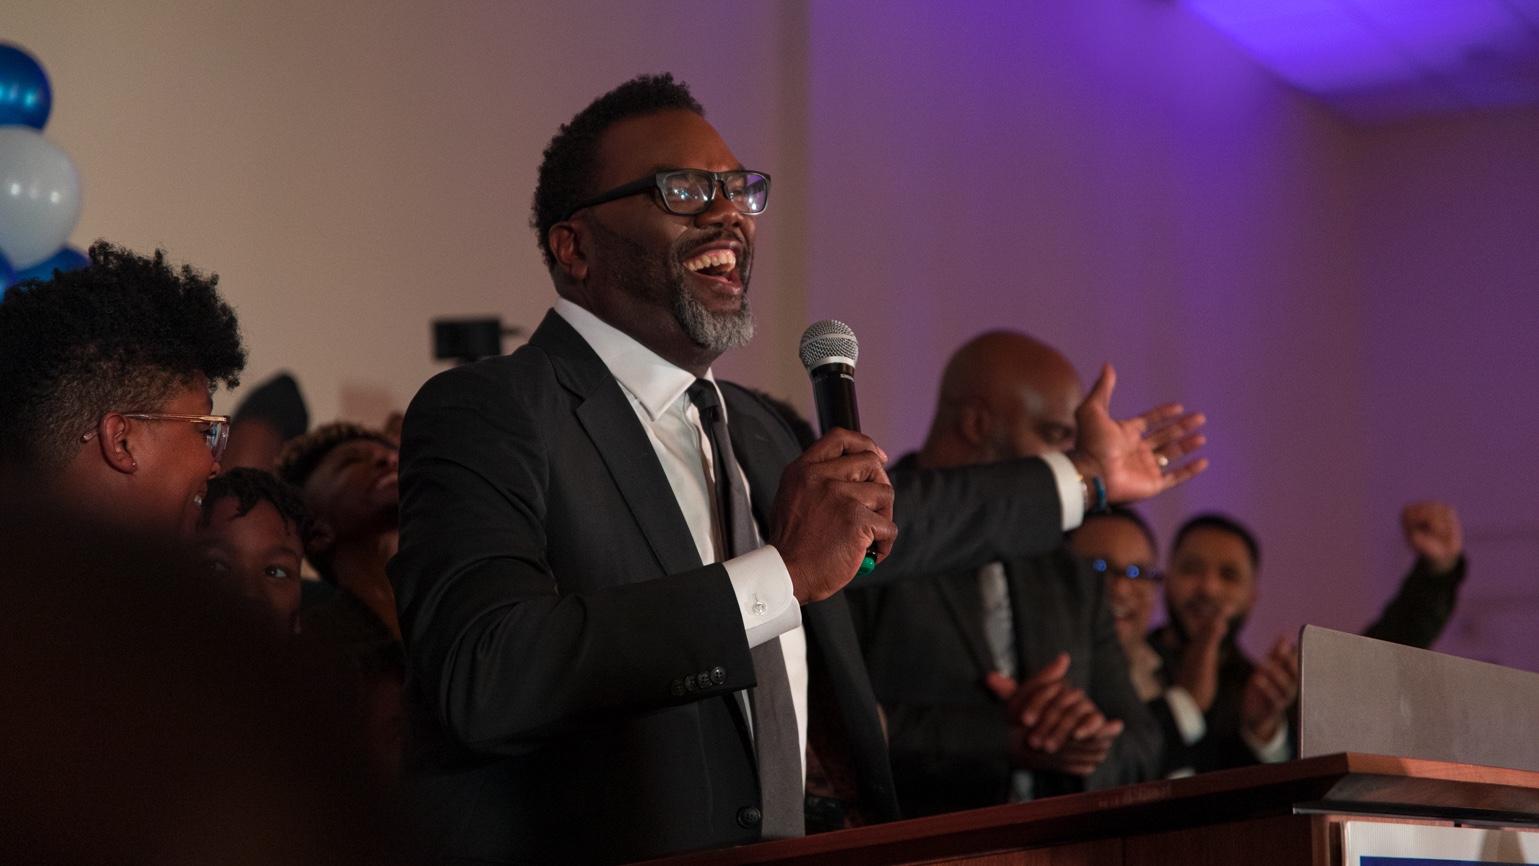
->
[683,249,737,273]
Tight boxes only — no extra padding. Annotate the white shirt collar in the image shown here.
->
[552,298,714,422]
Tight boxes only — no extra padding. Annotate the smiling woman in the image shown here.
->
[0,241,246,539]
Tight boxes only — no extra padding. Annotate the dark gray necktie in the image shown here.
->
[687,380,804,839]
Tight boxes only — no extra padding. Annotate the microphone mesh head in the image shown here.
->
[798,320,859,371]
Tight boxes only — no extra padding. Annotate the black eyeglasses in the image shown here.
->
[561,169,771,221]
[1089,559,1163,583]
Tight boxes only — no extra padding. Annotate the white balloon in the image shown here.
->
[0,127,82,269]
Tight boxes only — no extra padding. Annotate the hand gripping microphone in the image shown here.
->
[798,320,877,576]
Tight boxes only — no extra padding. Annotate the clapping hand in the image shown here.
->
[985,653,1124,777]
[1239,636,1299,744]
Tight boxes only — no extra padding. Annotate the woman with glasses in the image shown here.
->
[0,241,246,538]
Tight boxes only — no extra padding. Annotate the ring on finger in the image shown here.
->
[1156,455,1170,469]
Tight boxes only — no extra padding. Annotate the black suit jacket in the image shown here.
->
[849,546,1162,817]
[390,311,1067,863]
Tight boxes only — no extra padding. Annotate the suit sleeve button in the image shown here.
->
[711,666,726,685]
[736,806,763,828]
[684,674,697,692]
[670,678,685,697]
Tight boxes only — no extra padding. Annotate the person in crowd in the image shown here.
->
[277,422,402,640]
[1068,502,1468,776]
[221,372,310,471]
[0,241,245,537]
[193,467,312,636]
[1065,507,1167,701]
[850,331,1162,818]
[1362,501,1467,647]
[277,422,409,788]
[389,73,1205,863]
[1149,514,1299,773]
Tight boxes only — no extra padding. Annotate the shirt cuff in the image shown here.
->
[724,545,802,649]
[1242,719,1291,763]
[1042,451,1085,532]
[1164,686,1207,746]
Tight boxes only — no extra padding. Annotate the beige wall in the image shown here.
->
[10,0,812,424]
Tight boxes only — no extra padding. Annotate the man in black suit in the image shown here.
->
[851,332,1164,817]
[390,75,1206,864]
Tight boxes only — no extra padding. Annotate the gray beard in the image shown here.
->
[673,284,754,352]
[585,215,756,353]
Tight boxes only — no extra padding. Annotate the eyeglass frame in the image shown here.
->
[81,412,232,463]
[560,169,772,222]
[1088,558,1164,583]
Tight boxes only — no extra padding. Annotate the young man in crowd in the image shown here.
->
[277,422,402,640]
[194,467,312,637]
[0,241,246,538]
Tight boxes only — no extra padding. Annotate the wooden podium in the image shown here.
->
[640,754,1539,865]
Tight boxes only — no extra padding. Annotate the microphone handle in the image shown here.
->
[809,362,877,576]
[811,363,860,433]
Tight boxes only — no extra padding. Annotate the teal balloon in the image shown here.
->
[0,43,52,130]
[3,245,87,293]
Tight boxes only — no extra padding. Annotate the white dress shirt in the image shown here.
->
[554,299,809,780]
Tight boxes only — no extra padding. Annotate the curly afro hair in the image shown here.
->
[530,72,704,270]
[0,241,246,469]
[275,421,396,490]
[198,467,314,543]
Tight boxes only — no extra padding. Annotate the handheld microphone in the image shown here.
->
[798,320,876,576]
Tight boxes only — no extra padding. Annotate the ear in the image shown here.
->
[957,398,994,448]
[305,518,337,561]
[548,221,589,283]
[95,413,139,474]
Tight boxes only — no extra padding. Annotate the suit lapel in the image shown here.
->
[934,569,998,679]
[1006,557,1066,684]
[531,312,703,579]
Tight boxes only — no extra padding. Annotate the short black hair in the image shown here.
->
[1172,512,1261,571]
[275,422,396,489]
[199,467,313,542]
[0,241,246,469]
[1078,505,1160,558]
[530,73,704,270]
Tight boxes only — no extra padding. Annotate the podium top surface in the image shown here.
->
[639,754,1539,866]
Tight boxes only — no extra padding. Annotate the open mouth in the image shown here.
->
[681,245,743,290]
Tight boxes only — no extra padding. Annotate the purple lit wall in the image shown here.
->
[1354,112,1539,669]
[802,0,1539,662]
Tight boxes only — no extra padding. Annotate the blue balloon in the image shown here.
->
[0,251,13,289]
[3,245,87,294]
[0,43,52,130]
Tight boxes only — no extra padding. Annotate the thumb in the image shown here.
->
[1024,652,1072,689]
[1085,363,1116,411]
[984,671,1018,701]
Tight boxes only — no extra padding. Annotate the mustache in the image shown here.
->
[678,227,750,255]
